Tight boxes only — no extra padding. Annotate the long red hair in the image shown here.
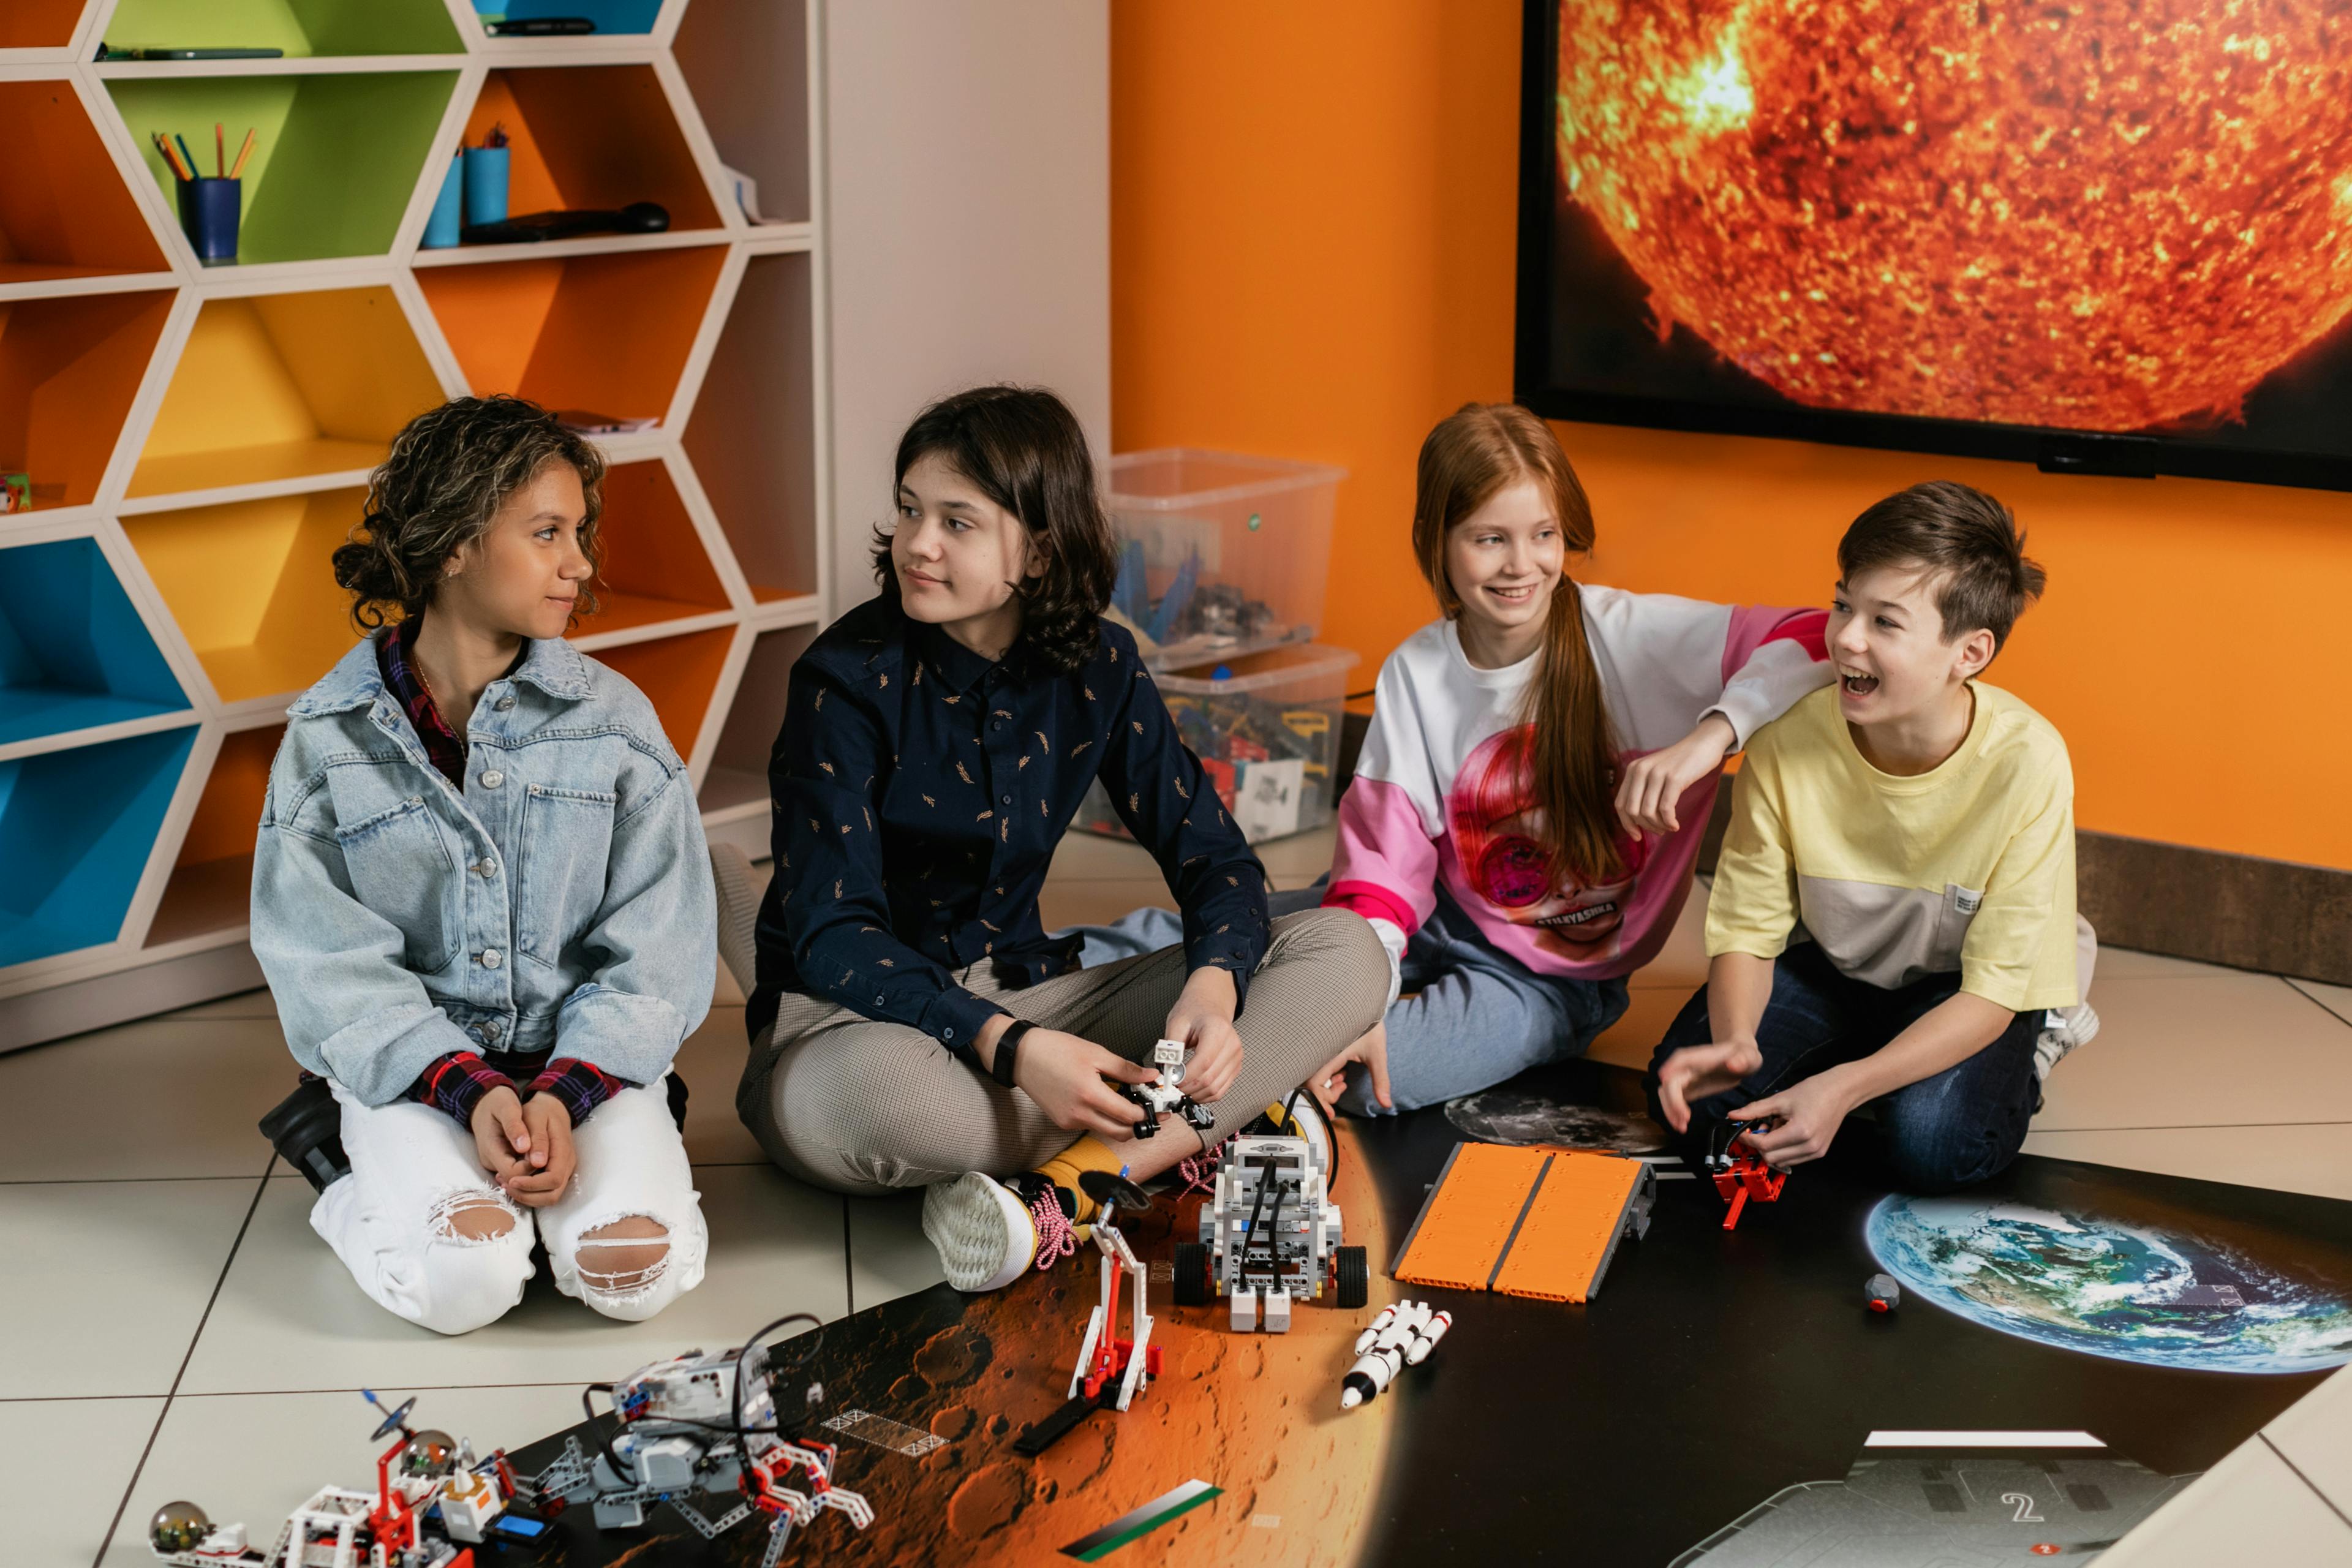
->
[1411,403,1620,886]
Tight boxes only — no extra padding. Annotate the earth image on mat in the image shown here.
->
[1868,1196,2352,1374]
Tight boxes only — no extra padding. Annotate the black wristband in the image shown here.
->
[990,1019,1034,1088]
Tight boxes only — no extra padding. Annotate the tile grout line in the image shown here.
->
[2283,978,2352,1032]
[2258,1433,2352,1531]
[92,1154,276,1568]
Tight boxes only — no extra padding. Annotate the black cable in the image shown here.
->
[732,1313,825,1449]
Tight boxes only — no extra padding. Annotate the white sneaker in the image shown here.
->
[921,1172,1039,1293]
[2035,1002,2100,1082]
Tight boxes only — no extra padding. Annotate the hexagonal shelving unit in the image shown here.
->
[1,0,830,1045]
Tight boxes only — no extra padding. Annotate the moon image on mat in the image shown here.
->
[1444,1089,1667,1153]
[1868,1196,2352,1374]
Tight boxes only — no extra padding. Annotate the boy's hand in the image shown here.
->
[1615,712,1736,841]
[1162,966,1243,1102]
[1654,1038,1763,1131]
[1310,1020,1392,1117]
[1729,1071,1859,1169]
[1014,1028,1161,1139]
[469,1085,530,1176]
[499,1093,577,1207]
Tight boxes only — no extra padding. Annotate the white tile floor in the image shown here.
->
[6,824,2348,1565]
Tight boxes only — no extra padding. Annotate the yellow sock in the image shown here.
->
[1035,1135,1125,1225]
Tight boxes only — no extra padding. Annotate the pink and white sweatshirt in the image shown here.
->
[1325,584,1831,993]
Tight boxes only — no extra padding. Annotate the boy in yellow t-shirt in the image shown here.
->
[1647,481,2097,1195]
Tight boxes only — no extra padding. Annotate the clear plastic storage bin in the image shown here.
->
[1076,643,1360,845]
[1106,448,1346,670]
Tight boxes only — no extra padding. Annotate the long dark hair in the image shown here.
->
[1411,402,1621,887]
[870,385,1117,673]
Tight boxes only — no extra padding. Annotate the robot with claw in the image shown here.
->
[519,1314,875,1568]
[1016,1169,1163,1456]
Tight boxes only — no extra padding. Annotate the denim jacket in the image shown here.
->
[251,631,715,1106]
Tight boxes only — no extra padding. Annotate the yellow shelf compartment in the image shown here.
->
[577,454,732,636]
[673,0,809,227]
[418,243,728,431]
[146,722,281,949]
[0,79,173,287]
[126,285,445,503]
[100,0,463,59]
[105,68,458,267]
[121,487,366,706]
[683,249,815,602]
[700,621,813,821]
[594,625,733,761]
[451,64,723,247]
[0,288,175,509]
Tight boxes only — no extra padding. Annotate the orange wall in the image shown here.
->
[1112,0,2352,872]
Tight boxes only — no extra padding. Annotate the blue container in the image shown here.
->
[177,177,241,265]
[423,153,464,247]
[462,146,510,227]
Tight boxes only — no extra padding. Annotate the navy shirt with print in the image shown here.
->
[746,595,1272,1064]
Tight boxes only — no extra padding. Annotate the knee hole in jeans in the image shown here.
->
[577,1214,671,1299]
[431,1191,519,1243]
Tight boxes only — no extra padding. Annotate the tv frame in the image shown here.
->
[1510,0,2352,495]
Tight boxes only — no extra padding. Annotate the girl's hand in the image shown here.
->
[1615,712,1736,841]
[469,1084,530,1176]
[1654,1037,1763,1132]
[1309,1020,1391,1116]
[1162,966,1243,1102]
[1728,1070,1858,1169]
[1014,1028,1160,1139]
[502,1094,577,1207]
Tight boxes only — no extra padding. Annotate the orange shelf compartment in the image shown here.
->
[596,627,731,758]
[0,1,84,50]
[682,251,815,601]
[458,66,721,238]
[673,0,809,227]
[129,287,445,500]
[0,290,173,509]
[420,244,726,429]
[701,622,811,815]
[578,457,729,635]
[122,489,366,704]
[1,81,170,285]
[148,725,281,948]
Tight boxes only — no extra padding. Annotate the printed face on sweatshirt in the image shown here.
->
[1447,725,1648,962]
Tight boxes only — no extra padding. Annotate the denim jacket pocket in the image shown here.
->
[334,796,462,973]
[518,783,618,966]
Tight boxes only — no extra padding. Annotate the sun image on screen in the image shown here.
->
[1525,0,2352,480]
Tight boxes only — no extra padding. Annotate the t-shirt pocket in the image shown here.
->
[335,796,462,973]
[1935,881,1985,970]
[518,784,617,966]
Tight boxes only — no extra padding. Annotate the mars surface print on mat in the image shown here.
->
[1539,0,2352,455]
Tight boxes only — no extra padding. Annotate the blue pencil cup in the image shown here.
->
[177,177,241,265]
[423,154,464,247]
[462,146,510,227]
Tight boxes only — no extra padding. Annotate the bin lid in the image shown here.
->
[1108,448,1346,509]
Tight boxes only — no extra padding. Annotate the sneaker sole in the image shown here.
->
[922,1172,1037,1294]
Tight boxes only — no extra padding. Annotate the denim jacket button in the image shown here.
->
[480,770,504,789]
[481,948,503,969]
[495,696,516,711]
[473,858,497,878]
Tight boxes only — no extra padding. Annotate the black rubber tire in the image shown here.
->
[1335,1245,1369,1310]
[1172,1242,1210,1307]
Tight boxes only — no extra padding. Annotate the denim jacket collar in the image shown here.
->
[287,629,595,718]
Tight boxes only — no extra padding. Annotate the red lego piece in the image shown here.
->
[1709,1137,1787,1231]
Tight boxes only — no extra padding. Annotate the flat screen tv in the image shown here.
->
[1514,0,2352,491]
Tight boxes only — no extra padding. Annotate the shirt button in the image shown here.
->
[481,1020,501,1044]
[480,770,503,789]
[473,858,497,877]
[481,949,503,969]
[495,696,516,711]
[943,1027,956,1041]
[875,994,886,1008]
[1000,793,1012,805]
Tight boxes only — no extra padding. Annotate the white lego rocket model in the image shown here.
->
[1339,1300,1451,1411]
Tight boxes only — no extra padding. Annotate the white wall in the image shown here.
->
[820,0,1112,616]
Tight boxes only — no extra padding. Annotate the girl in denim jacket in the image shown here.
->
[251,397,715,1335]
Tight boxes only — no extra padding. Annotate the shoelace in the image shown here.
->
[1176,1145,1222,1197]
[1030,1185,1079,1270]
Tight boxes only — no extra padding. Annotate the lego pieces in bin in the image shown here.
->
[1142,549,1200,646]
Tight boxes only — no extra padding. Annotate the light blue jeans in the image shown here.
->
[1064,879,1629,1116]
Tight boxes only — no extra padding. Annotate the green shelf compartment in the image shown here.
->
[107,69,458,265]
[0,723,197,969]
[102,0,464,59]
[0,536,189,747]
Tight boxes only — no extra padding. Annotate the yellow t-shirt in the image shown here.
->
[1705,682,2081,1012]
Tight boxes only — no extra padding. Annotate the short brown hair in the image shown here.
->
[1837,481,2045,650]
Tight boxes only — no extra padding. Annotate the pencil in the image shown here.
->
[175,133,200,180]
[229,128,257,181]
[153,134,190,181]
[216,122,225,177]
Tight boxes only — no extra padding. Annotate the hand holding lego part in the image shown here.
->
[1158,963,1243,1103]
[980,1019,1158,1140]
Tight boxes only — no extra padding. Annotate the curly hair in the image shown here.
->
[333,396,607,631]
[869,385,1115,673]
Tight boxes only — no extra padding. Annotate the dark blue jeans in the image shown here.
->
[1643,940,2043,1194]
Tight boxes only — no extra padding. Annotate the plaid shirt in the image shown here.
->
[377,617,626,1129]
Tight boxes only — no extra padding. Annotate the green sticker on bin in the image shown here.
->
[1248,512,1262,530]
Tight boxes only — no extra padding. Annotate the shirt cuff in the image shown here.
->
[525,1057,630,1127]
[407,1052,514,1131]
[916,986,1009,1068]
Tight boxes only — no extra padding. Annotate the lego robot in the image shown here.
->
[1706,1117,1788,1231]
[147,1390,546,1568]
[519,1315,874,1568]
[1173,1098,1367,1330]
[1113,1039,1219,1139]
[1016,1169,1161,1456]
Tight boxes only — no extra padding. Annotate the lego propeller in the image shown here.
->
[1079,1169,1152,1213]
[363,1390,418,1442]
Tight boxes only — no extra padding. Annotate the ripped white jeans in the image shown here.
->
[311,1079,707,1336]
